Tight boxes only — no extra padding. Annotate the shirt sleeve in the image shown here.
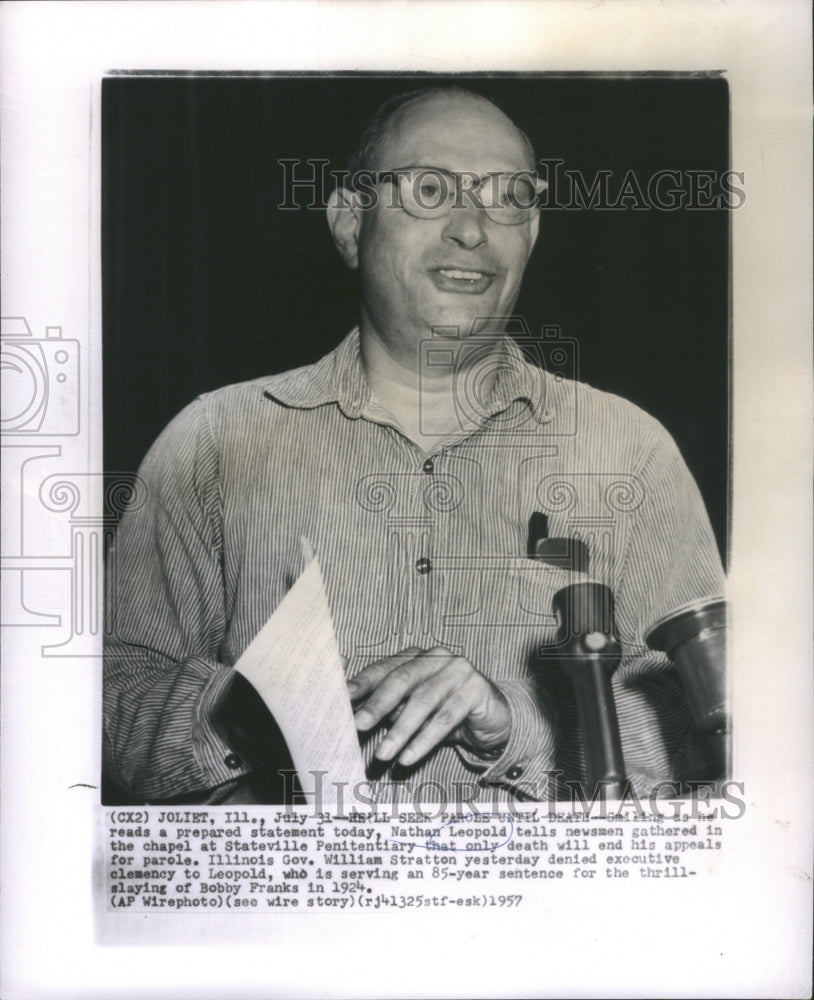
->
[103,397,252,801]
[454,680,560,798]
[608,421,726,788]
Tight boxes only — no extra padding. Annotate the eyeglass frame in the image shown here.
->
[368,165,548,225]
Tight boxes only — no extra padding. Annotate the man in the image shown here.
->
[103,86,725,806]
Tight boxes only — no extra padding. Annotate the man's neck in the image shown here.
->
[359,328,499,452]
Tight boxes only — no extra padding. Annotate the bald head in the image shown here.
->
[347,87,536,182]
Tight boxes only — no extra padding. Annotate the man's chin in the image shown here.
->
[423,301,510,340]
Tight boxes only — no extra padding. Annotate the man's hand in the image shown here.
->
[347,647,511,767]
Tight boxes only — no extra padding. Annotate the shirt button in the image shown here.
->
[415,557,432,575]
[224,753,243,769]
[422,457,434,474]
[506,766,523,780]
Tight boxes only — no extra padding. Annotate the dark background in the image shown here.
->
[103,74,730,563]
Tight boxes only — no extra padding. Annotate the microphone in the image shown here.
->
[550,582,627,799]
[646,600,729,777]
[527,513,627,798]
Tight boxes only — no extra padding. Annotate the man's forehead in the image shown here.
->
[373,94,534,174]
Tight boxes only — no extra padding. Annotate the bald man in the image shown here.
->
[104,87,725,806]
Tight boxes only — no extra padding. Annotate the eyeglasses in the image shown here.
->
[376,165,547,226]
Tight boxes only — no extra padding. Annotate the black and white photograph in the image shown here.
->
[102,74,731,809]
[1,3,811,998]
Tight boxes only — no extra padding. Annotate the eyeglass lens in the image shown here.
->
[391,168,539,224]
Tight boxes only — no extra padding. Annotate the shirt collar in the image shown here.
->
[261,328,369,418]
[262,326,553,424]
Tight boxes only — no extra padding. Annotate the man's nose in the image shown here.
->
[440,202,488,249]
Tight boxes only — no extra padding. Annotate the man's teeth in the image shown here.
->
[439,268,485,280]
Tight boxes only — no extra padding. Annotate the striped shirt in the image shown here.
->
[103,327,725,805]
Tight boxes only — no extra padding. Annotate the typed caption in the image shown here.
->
[105,799,740,913]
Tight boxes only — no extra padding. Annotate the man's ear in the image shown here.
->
[326,187,362,270]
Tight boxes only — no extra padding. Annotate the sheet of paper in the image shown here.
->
[233,544,367,805]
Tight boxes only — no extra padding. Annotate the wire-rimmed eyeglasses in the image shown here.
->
[375,165,547,225]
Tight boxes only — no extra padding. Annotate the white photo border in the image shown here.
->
[1,2,811,997]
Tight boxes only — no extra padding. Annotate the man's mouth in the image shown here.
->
[439,267,485,280]
[429,267,495,294]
